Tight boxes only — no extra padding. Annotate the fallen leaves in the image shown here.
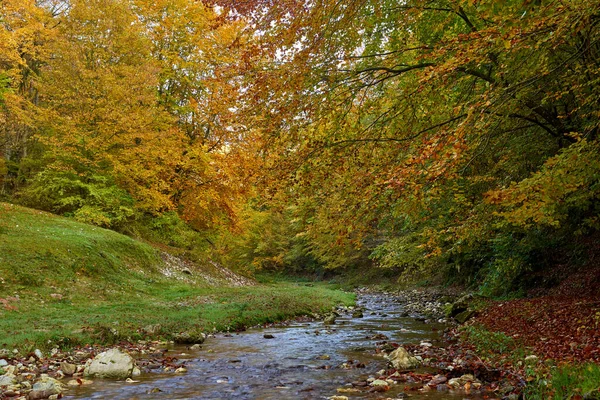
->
[475,295,600,363]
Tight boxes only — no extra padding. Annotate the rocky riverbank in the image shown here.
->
[0,340,201,400]
[325,288,524,400]
[0,287,552,400]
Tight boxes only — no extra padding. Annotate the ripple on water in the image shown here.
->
[65,294,489,400]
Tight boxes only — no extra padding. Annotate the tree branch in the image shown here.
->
[324,114,467,147]
[348,63,436,76]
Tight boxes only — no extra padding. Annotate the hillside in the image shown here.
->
[0,202,245,294]
[0,203,353,350]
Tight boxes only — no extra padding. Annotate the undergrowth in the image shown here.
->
[524,363,600,400]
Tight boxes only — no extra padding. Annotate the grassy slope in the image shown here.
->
[0,203,354,351]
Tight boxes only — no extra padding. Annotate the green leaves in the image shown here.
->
[21,170,134,228]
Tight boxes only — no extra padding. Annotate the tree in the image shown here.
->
[0,0,54,195]
[223,0,600,286]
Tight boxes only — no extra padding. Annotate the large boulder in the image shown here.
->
[386,347,421,370]
[84,348,136,379]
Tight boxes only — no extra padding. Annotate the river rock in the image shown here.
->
[0,373,16,386]
[60,362,77,376]
[352,310,364,318]
[386,347,420,370]
[428,374,447,386]
[455,309,476,324]
[323,314,336,325]
[173,331,205,344]
[448,374,480,389]
[0,359,7,367]
[67,379,93,387]
[84,348,136,379]
[28,375,63,399]
[336,387,360,393]
[142,324,161,336]
[447,378,461,389]
[370,379,389,387]
[457,374,476,384]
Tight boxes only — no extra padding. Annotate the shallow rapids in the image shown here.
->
[66,293,486,399]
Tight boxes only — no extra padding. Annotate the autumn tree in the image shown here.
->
[0,0,54,195]
[133,0,255,230]
[222,0,600,289]
[16,0,255,232]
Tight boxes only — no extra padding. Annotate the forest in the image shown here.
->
[1,0,600,399]
[2,0,599,293]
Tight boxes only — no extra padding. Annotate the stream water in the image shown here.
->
[66,293,487,399]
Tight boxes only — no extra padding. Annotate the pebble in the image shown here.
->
[370,379,389,387]
[336,388,360,393]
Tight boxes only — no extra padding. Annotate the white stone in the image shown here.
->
[34,349,43,359]
[84,348,136,379]
[0,374,16,386]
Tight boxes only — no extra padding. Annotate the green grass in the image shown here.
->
[0,282,353,352]
[459,325,527,362]
[0,203,354,352]
[524,363,600,399]
[0,202,162,293]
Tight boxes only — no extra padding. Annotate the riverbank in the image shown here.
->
[0,203,355,398]
[365,283,600,399]
[0,283,354,399]
[0,203,354,350]
[1,292,467,400]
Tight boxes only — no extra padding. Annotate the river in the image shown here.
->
[66,293,493,399]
